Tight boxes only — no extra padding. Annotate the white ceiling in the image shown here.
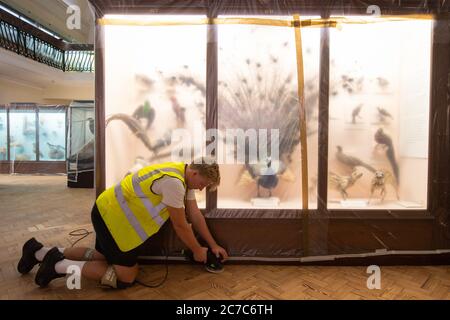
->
[1,0,95,44]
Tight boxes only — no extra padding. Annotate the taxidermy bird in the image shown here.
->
[376,77,389,90]
[341,75,364,94]
[369,169,399,203]
[135,74,154,92]
[219,50,316,198]
[351,104,363,124]
[238,157,295,198]
[335,145,376,173]
[329,169,363,200]
[377,107,393,124]
[374,128,399,183]
[132,100,155,130]
[247,158,278,197]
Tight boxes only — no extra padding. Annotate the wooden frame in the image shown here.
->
[91,0,450,261]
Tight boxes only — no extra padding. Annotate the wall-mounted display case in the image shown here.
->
[0,104,67,174]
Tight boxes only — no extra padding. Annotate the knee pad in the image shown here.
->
[100,265,117,288]
[83,248,95,261]
[100,266,134,289]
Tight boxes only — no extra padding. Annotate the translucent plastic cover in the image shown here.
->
[90,1,450,261]
[67,101,95,186]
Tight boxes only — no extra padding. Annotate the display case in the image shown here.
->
[102,16,207,205]
[217,16,320,210]
[90,0,450,264]
[67,101,95,188]
[0,104,67,174]
[326,19,431,210]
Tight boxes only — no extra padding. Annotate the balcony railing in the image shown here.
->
[0,16,93,72]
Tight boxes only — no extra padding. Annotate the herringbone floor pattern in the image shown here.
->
[0,174,449,300]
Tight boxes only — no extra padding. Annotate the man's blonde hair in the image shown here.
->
[189,157,220,191]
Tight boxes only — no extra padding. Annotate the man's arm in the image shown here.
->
[186,199,217,248]
[167,206,207,263]
[186,199,229,261]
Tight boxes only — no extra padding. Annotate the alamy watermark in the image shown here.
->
[66,265,81,290]
[366,265,381,290]
[170,122,279,171]
[66,5,81,30]
[367,5,381,17]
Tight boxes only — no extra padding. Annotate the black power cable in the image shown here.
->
[135,251,170,288]
[68,228,93,247]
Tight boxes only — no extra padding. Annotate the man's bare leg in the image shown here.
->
[80,261,138,282]
[34,247,139,288]
[63,247,106,261]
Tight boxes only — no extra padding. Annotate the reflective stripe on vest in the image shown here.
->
[114,183,148,241]
[113,167,184,241]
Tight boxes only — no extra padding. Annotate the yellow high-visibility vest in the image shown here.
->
[96,162,186,252]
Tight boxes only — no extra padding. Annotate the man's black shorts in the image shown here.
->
[91,203,142,267]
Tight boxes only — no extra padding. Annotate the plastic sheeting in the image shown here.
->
[67,101,95,188]
[90,1,450,263]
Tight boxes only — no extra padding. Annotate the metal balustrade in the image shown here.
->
[0,18,93,72]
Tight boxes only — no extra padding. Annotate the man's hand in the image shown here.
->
[186,199,229,262]
[210,245,229,262]
[193,247,208,263]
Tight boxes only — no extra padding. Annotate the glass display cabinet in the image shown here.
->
[90,0,450,264]
[0,104,67,174]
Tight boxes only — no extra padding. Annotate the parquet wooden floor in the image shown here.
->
[0,174,449,300]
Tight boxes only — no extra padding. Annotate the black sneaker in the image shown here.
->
[205,249,224,274]
[34,247,65,287]
[17,238,43,274]
[183,248,224,273]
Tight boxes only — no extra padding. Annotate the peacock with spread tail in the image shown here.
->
[218,53,318,198]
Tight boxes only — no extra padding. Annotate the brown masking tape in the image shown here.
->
[98,15,433,27]
[333,14,434,23]
[98,18,208,26]
[98,17,320,27]
[293,14,309,211]
[98,17,339,28]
